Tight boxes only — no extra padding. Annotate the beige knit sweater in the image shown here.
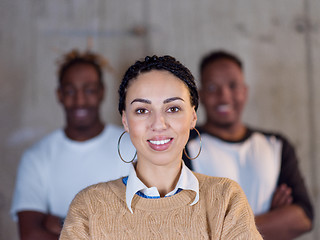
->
[60,173,262,239]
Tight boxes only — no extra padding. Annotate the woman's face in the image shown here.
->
[122,70,197,167]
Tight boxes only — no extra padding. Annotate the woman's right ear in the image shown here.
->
[121,111,129,132]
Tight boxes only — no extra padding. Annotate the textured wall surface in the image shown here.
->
[0,0,319,239]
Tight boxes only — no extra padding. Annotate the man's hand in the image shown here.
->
[255,184,311,240]
[270,184,292,210]
[18,211,61,240]
[44,214,63,235]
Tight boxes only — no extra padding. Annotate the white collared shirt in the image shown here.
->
[125,161,199,213]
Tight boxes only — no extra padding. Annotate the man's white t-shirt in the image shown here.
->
[11,124,135,220]
[187,132,282,215]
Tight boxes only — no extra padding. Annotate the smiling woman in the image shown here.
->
[59,55,263,239]
[121,70,197,184]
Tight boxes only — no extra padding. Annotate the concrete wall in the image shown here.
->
[1,0,319,239]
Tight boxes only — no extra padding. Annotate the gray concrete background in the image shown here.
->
[1,0,319,239]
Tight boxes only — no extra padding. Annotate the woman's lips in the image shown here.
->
[149,139,171,145]
[148,138,173,151]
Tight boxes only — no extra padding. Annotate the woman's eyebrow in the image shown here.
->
[163,97,184,104]
[131,98,151,104]
[131,97,184,105]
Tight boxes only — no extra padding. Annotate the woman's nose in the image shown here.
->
[150,112,167,131]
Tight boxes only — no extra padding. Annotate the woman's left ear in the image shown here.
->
[122,111,129,132]
[190,108,197,129]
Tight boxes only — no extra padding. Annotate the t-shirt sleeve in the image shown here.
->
[277,135,314,222]
[10,147,48,221]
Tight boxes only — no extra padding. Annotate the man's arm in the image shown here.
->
[18,211,62,240]
[255,204,311,240]
[255,184,311,239]
[255,134,314,239]
[12,146,62,239]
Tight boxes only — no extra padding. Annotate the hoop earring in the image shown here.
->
[118,131,137,163]
[184,128,202,160]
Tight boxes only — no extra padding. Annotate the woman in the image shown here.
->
[60,55,262,239]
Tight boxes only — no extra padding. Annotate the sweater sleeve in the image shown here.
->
[221,180,263,240]
[59,190,90,240]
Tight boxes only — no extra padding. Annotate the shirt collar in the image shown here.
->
[125,161,199,213]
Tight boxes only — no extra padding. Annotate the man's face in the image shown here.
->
[57,63,104,130]
[200,59,247,129]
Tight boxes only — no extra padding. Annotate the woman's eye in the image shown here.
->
[167,107,180,113]
[136,109,149,114]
